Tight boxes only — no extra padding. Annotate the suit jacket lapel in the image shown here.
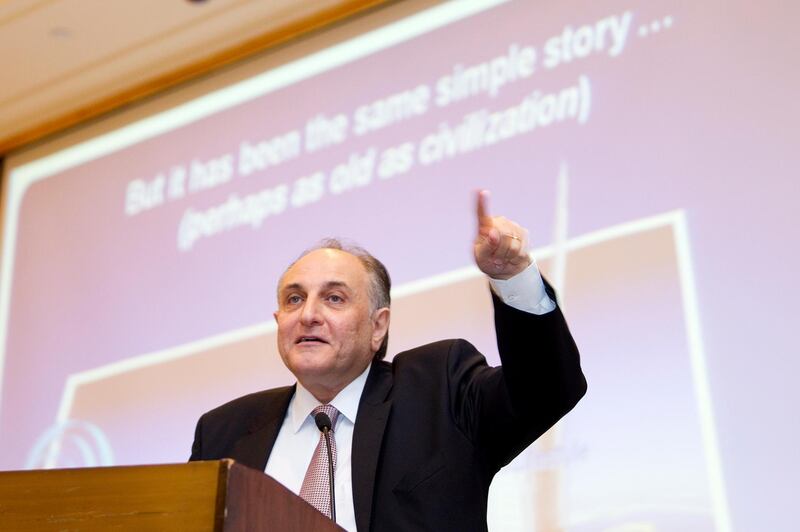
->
[230,385,294,471]
[352,361,393,532]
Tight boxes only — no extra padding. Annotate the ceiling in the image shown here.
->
[0,0,388,154]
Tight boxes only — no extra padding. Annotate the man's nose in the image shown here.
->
[299,297,323,326]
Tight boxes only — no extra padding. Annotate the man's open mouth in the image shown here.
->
[296,336,327,344]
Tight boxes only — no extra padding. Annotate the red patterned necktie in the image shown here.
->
[299,404,340,518]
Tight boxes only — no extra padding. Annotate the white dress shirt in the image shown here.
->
[265,261,554,531]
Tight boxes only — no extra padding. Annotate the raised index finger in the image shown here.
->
[476,189,492,233]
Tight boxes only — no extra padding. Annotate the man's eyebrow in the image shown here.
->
[279,280,351,293]
[280,282,304,293]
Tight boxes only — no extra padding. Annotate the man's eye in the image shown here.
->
[287,295,302,304]
[327,294,343,303]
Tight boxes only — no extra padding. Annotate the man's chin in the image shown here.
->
[285,349,335,375]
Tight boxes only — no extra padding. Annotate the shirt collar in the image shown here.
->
[289,363,371,433]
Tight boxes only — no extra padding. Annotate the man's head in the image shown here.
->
[274,240,391,402]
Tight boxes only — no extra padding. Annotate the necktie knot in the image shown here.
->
[312,404,340,430]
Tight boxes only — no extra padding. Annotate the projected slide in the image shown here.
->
[3,0,798,530]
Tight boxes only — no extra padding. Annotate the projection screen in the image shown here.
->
[2,1,797,530]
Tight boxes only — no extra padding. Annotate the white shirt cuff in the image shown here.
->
[488,260,556,315]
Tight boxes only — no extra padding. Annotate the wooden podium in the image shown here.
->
[0,460,345,531]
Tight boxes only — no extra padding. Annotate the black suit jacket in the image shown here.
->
[190,292,586,531]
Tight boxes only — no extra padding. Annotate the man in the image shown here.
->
[190,191,586,531]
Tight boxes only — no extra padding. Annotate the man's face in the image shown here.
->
[274,248,389,401]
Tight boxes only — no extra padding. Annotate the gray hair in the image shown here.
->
[279,238,392,360]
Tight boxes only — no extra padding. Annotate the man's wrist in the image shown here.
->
[486,256,532,281]
[488,260,556,315]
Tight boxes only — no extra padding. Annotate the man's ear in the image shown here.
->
[371,307,391,352]
[273,310,279,322]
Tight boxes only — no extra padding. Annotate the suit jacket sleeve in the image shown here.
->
[449,285,586,473]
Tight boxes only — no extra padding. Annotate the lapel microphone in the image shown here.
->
[314,412,336,524]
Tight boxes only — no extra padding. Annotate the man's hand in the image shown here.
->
[474,190,532,280]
